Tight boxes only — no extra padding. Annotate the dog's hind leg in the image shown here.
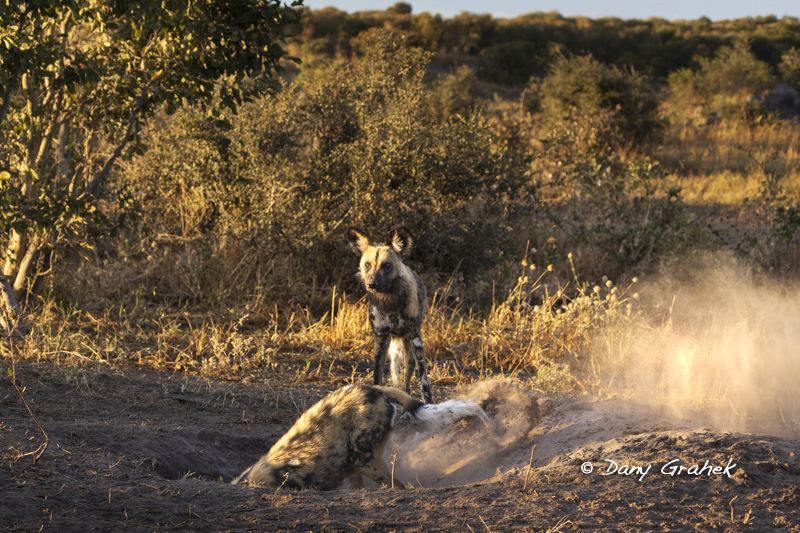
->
[373,335,390,385]
[401,338,416,394]
[410,334,433,404]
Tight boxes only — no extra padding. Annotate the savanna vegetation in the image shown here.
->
[2,1,800,398]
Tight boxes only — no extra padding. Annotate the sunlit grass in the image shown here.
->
[5,251,800,434]
[2,253,645,400]
[4,112,800,412]
[660,119,800,204]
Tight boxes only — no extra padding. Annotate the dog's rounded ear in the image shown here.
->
[346,227,371,255]
[386,226,413,255]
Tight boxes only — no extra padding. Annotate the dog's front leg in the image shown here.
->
[373,335,390,385]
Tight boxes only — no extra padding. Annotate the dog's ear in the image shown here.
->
[346,227,371,255]
[386,226,413,255]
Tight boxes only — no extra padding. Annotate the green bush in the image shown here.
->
[529,112,703,278]
[479,41,550,85]
[667,41,775,123]
[123,111,232,239]
[779,47,800,88]
[560,158,697,272]
[425,65,480,120]
[120,29,524,307]
[528,54,663,151]
[388,2,412,15]
[738,151,800,272]
[699,41,775,95]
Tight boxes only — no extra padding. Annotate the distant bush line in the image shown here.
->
[16,9,799,316]
[298,5,800,84]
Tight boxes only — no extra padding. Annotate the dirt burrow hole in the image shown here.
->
[130,380,554,489]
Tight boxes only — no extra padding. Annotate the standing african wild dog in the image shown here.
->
[231,384,488,490]
[346,226,433,404]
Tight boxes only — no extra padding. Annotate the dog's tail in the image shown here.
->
[375,386,489,428]
[230,465,253,485]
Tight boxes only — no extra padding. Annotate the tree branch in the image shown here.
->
[83,86,151,198]
[0,80,12,156]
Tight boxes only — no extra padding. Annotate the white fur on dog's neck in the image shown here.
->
[408,399,489,427]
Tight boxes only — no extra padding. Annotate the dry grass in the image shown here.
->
[4,112,800,402]
[2,253,646,400]
[5,250,800,435]
[660,119,800,205]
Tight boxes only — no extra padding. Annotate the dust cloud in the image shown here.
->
[599,257,800,436]
[384,258,800,490]
[386,380,552,489]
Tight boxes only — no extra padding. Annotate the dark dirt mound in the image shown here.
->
[2,363,799,532]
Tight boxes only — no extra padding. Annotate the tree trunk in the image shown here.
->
[2,228,26,277]
[1,276,27,337]
[29,247,55,301]
[12,233,43,302]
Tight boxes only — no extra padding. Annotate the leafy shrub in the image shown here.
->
[425,65,480,120]
[119,29,524,307]
[530,112,702,277]
[699,41,775,96]
[479,41,550,85]
[779,47,800,88]
[388,2,412,15]
[738,151,800,271]
[123,111,232,239]
[667,41,775,124]
[527,54,663,151]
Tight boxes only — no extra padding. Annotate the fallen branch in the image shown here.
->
[8,354,48,464]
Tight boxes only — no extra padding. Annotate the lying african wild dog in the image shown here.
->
[346,226,433,404]
[231,384,488,490]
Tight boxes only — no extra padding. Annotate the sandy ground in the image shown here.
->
[2,362,799,532]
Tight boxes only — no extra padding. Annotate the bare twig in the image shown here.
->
[729,495,738,524]
[391,453,398,489]
[523,444,536,490]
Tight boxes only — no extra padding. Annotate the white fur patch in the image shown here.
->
[388,338,404,388]
[390,233,410,253]
[289,459,300,466]
[413,400,489,427]
[370,305,392,331]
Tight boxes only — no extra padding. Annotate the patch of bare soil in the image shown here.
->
[2,362,799,532]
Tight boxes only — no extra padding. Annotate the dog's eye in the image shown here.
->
[382,262,392,270]
[364,262,371,270]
